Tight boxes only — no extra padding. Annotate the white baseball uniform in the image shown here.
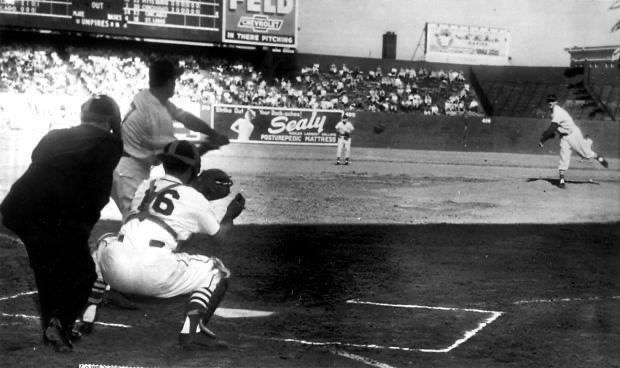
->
[335,119,354,159]
[94,175,228,298]
[551,105,597,171]
[112,90,183,221]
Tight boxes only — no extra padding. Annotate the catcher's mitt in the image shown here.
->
[193,169,233,201]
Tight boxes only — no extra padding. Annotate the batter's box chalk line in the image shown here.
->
[78,365,159,368]
[0,290,274,329]
[245,299,504,354]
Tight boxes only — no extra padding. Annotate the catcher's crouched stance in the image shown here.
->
[78,140,244,350]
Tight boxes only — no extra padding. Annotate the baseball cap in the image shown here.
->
[80,95,121,126]
[157,140,201,173]
[546,94,558,103]
[149,59,184,87]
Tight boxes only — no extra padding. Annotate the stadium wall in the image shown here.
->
[348,112,620,158]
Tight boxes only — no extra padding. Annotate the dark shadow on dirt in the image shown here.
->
[526,177,600,188]
[86,221,619,310]
[2,222,619,368]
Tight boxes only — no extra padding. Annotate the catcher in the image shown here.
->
[76,140,244,350]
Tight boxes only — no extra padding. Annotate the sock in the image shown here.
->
[82,304,97,324]
[79,278,107,324]
[87,279,107,306]
[180,305,204,335]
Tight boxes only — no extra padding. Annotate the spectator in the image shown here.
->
[469,99,479,112]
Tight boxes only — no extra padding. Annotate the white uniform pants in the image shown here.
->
[559,129,597,171]
[94,235,229,298]
[337,137,351,159]
[111,156,151,222]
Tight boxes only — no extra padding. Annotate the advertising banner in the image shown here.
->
[222,0,297,48]
[212,104,343,145]
[425,22,510,65]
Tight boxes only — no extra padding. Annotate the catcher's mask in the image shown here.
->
[195,168,233,200]
[207,169,233,188]
[157,140,201,179]
[80,95,121,128]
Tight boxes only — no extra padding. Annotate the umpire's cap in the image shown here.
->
[157,140,201,176]
[149,59,184,88]
[81,95,121,127]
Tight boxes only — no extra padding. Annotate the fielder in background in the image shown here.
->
[335,114,354,165]
[0,95,123,353]
[78,140,244,350]
[113,59,230,221]
[538,94,608,188]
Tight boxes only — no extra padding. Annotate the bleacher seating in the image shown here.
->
[1,41,483,117]
[2,39,617,120]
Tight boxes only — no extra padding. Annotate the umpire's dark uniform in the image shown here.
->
[0,95,122,351]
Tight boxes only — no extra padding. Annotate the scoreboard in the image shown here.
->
[0,0,297,47]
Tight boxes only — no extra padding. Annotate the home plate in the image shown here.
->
[215,308,274,318]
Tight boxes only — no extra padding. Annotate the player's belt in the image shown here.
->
[124,212,178,245]
[117,232,167,248]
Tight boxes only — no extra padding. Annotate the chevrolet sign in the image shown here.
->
[238,15,283,32]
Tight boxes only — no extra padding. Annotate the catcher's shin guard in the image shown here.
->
[199,277,229,336]
[179,271,229,345]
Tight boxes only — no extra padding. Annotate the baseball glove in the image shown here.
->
[193,168,233,201]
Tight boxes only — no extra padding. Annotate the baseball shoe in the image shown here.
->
[558,178,566,189]
[69,328,82,341]
[43,318,73,353]
[178,332,228,351]
[72,303,98,337]
[199,319,217,339]
[335,161,340,165]
[344,159,350,165]
[72,319,94,337]
[598,156,608,168]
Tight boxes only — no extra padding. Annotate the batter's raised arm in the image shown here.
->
[173,109,230,146]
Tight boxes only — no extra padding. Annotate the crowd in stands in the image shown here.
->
[0,45,82,95]
[1,43,482,116]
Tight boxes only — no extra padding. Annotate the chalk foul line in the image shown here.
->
[330,349,398,368]
[0,290,131,328]
[513,295,620,305]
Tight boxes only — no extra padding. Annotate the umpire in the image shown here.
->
[0,95,123,353]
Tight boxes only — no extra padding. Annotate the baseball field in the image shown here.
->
[1,138,619,368]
